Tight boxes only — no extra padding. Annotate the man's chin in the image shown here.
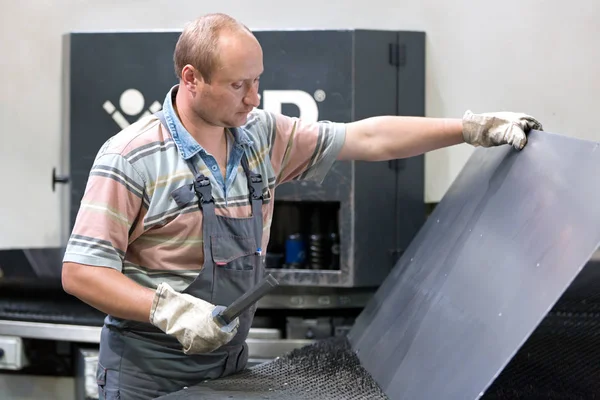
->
[226,113,250,128]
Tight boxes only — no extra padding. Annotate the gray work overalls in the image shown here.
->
[96,113,265,400]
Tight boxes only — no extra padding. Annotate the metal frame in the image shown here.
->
[0,321,309,360]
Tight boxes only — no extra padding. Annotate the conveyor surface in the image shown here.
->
[155,336,386,400]
[0,298,106,326]
[0,285,106,326]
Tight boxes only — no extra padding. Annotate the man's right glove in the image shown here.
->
[149,282,239,354]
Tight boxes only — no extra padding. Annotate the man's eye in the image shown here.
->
[232,83,243,89]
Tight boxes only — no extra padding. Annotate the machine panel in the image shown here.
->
[65,29,426,288]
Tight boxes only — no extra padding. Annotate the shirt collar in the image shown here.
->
[161,85,253,160]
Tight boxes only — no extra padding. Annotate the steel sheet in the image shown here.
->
[348,129,600,399]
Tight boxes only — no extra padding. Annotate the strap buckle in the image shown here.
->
[193,174,213,204]
[249,173,263,200]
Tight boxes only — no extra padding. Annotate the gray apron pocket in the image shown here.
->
[209,235,258,305]
[96,361,120,400]
[212,262,255,305]
[210,235,256,270]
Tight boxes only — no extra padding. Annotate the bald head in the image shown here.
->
[174,14,263,129]
[173,13,256,83]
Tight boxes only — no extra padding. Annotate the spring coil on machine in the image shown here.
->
[309,234,325,270]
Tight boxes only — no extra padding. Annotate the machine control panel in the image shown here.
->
[0,336,28,370]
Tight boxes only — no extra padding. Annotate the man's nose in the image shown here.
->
[244,84,260,108]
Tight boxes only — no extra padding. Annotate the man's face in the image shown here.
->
[193,32,264,128]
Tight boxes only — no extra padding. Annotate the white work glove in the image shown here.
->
[149,282,239,354]
[462,110,543,150]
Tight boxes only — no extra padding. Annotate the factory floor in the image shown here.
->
[1,374,75,400]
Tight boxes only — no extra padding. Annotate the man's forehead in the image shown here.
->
[215,60,263,81]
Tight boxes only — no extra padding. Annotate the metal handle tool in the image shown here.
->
[212,274,279,333]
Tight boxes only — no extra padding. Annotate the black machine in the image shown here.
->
[64,28,427,289]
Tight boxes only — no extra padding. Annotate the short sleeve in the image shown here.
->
[266,112,346,185]
[62,152,147,271]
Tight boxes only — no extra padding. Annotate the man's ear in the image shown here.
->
[181,65,200,92]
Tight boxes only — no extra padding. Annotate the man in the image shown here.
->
[61,12,542,400]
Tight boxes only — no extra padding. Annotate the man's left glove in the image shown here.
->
[462,110,543,150]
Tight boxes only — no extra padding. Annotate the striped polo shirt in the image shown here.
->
[63,85,346,291]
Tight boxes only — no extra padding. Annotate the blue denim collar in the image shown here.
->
[161,85,253,160]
